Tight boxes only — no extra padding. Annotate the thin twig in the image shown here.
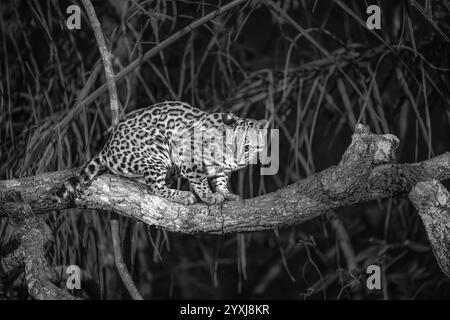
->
[81,0,119,126]
[82,0,138,298]
[59,0,247,128]
[110,219,143,300]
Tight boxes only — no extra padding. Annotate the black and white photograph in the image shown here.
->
[0,0,450,304]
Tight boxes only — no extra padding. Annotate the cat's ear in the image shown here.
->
[257,119,269,129]
[222,113,236,126]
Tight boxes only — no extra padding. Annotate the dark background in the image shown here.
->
[1,0,450,299]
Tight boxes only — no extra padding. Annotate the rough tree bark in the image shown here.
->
[0,124,449,235]
[409,180,450,277]
[1,191,78,300]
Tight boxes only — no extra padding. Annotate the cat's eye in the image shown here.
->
[222,113,236,126]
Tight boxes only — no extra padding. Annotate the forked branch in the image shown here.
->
[1,125,449,234]
[2,124,450,282]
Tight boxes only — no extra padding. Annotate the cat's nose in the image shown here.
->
[257,120,269,129]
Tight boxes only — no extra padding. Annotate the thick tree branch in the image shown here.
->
[1,125,449,235]
[0,191,78,300]
[409,180,450,277]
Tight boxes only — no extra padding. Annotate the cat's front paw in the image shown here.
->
[218,191,240,201]
[172,191,197,205]
[201,192,226,205]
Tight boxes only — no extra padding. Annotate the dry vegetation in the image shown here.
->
[1,0,450,299]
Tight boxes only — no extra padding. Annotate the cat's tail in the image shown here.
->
[50,153,106,203]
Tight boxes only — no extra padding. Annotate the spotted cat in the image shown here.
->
[54,101,269,205]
